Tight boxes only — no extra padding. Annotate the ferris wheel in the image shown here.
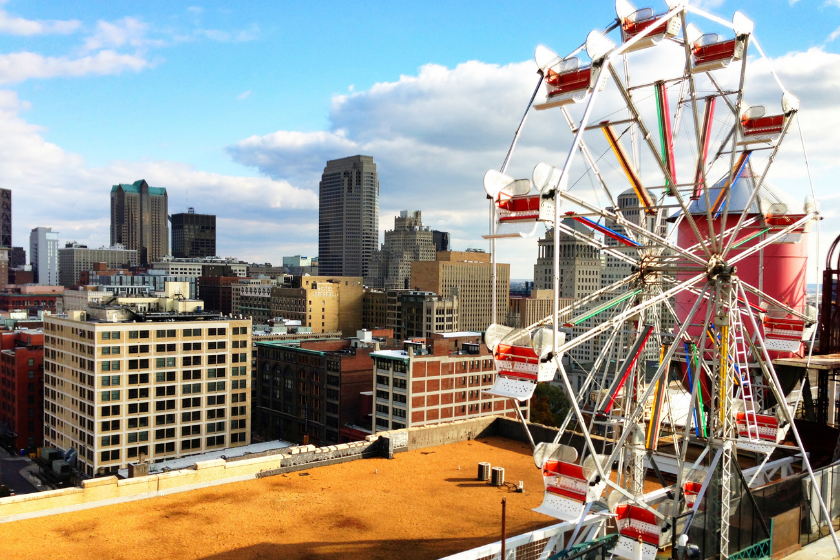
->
[480,1,840,559]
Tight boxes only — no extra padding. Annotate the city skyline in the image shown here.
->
[0,2,838,280]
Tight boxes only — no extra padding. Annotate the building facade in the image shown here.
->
[318,156,379,283]
[30,227,59,286]
[10,247,25,269]
[0,330,44,452]
[254,336,387,446]
[0,188,10,248]
[197,276,239,315]
[171,209,216,259]
[410,251,510,332]
[110,180,169,265]
[231,279,275,324]
[432,230,451,252]
[44,311,252,476]
[270,276,364,335]
[57,243,139,287]
[371,211,436,290]
[152,257,247,278]
[371,333,527,433]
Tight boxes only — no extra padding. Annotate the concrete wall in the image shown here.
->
[0,415,511,524]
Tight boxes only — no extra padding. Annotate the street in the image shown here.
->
[0,448,39,495]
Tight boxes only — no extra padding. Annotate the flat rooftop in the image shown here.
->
[0,436,555,560]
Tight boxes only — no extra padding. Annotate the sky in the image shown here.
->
[2,0,840,280]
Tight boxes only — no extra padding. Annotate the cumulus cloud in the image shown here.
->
[0,50,149,83]
[227,39,840,278]
[0,8,80,36]
[0,89,316,262]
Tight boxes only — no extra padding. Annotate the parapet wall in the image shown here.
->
[0,415,507,524]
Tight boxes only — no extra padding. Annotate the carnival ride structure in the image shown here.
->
[479,1,839,559]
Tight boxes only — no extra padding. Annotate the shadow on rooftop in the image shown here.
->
[196,536,507,560]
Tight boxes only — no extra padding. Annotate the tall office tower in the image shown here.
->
[373,211,435,290]
[318,156,379,283]
[110,180,169,265]
[432,230,451,252]
[0,188,10,247]
[410,251,510,332]
[30,227,59,285]
[170,208,216,259]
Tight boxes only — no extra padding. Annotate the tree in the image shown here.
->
[530,383,570,427]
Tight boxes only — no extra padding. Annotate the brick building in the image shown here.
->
[198,276,240,315]
[254,332,393,446]
[371,332,528,433]
[0,330,45,452]
[270,276,364,335]
[0,285,64,314]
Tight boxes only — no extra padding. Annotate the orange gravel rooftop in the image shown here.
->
[0,436,557,560]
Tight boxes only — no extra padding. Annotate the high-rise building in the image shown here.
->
[371,333,528,433]
[410,251,510,332]
[318,156,379,283]
[30,227,59,285]
[43,286,252,476]
[371,211,436,290]
[57,243,138,287]
[170,209,216,259]
[110,180,169,265]
[0,188,11,248]
[270,276,364,335]
[432,230,451,252]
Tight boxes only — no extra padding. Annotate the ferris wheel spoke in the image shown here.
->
[678,10,721,254]
[555,221,640,267]
[720,116,799,256]
[560,190,707,266]
[727,211,816,265]
[601,281,710,481]
[739,280,812,322]
[606,62,715,260]
[717,35,753,253]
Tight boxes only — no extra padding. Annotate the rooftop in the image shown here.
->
[0,436,554,560]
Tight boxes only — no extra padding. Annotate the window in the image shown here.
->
[154,442,176,454]
[182,411,201,422]
[127,402,150,414]
[127,417,149,429]
[155,413,176,426]
[101,434,120,446]
[231,419,246,430]
[376,375,389,386]
[182,383,202,394]
[128,388,149,399]
[155,427,176,440]
[156,371,176,382]
[207,408,226,419]
[206,421,225,434]
[207,381,226,392]
[155,385,176,397]
[181,425,201,436]
[206,395,226,406]
[100,450,120,462]
[206,435,225,447]
[154,399,176,411]
[182,397,201,408]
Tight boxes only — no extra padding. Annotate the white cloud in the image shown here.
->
[0,8,80,36]
[195,24,258,43]
[0,89,316,263]
[828,26,840,42]
[236,90,251,100]
[0,50,149,84]
[82,17,161,52]
[227,43,840,280]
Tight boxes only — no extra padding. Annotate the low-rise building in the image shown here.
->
[0,329,44,452]
[0,285,64,314]
[152,256,247,278]
[254,330,394,446]
[371,332,527,433]
[232,279,276,324]
[58,243,138,287]
[270,276,363,335]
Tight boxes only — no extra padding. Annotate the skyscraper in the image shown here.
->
[29,227,59,285]
[318,156,379,283]
[371,210,435,289]
[110,180,169,265]
[0,188,11,247]
[171,208,216,258]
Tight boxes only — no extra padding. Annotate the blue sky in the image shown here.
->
[2,0,840,278]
